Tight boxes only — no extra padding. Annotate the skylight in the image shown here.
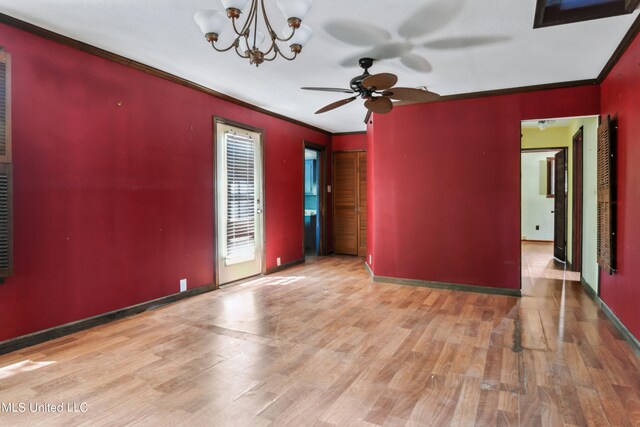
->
[534,0,639,27]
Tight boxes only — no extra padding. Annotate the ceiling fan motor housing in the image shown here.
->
[359,57,374,70]
[350,75,367,94]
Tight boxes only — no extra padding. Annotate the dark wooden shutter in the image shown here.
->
[597,115,616,275]
[0,49,12,279]
[0,50,11,163]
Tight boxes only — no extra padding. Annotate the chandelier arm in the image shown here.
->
[259,0,293,43]
[250,4,260,48]
[262,48,279,62]
[210,40,238,53]
[230,17,245,37]
[234,40,249,58]
[262,38,277,56]
[272,27,297,43]
[260,0,275,34]
[276,48,298,61]
[233,0,258,37]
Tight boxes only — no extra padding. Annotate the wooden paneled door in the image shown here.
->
[571,127,583,271]
[333,151,366,256]
[553,149,567,262]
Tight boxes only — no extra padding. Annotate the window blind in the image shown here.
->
[0,59,6,159]
[225,132,256,266]
[0,164,11,275]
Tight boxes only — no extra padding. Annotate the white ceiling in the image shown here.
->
[0,0,637,133]
[521,115,598,128]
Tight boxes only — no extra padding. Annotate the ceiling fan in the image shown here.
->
[302,58,440,123]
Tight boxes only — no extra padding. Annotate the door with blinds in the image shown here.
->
[215,121,264,285]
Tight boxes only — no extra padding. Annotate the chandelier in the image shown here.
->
[194,0,313,66]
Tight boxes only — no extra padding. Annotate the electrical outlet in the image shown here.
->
[180,279,187,292]
[327,185,332,193]
[277,257,281,266]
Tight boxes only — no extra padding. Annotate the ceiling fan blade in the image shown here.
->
[324,20,391,46]
[400,53,433,73]
[423,36,510,50]
[382,87,440,102]
[364,109,373,124]
[338,42,410,68]
[369,42,412,60]
[364,97,393,114]
[301,87,355,94]
[361,73,398,91]
[315,96,358,114]
[398,0,464,39]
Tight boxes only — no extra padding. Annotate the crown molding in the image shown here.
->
[597,12,640,82]
[0,13,332,136]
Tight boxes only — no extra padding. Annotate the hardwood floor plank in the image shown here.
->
[449,376,482,426]
[586,367,632,427]
[577,385,611,427]
[474,388,499,426]
[521,308,548,351]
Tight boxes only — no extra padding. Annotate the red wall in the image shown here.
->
[599,32,640,339]
[0,23,330,342]
[332,133,367,151]
[369,86,600,289]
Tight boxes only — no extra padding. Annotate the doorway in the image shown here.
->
[520,116,599,295]
[521,148,565,251]
[214,118,265,286]
[302,142,326,257]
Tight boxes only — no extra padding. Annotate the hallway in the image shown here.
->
[0,253,639,425]
[517,241,636,425]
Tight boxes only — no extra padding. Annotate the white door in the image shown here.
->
[215,122,264,285]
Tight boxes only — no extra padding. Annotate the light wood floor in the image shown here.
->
[1,248,639,426]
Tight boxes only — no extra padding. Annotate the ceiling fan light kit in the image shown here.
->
[302,57,440,123]
[194,0,313,66]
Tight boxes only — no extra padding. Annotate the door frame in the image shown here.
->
[302,141,327,257]
[520,147,568,285]
[333,150,366,256]
[213,116,266,288]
